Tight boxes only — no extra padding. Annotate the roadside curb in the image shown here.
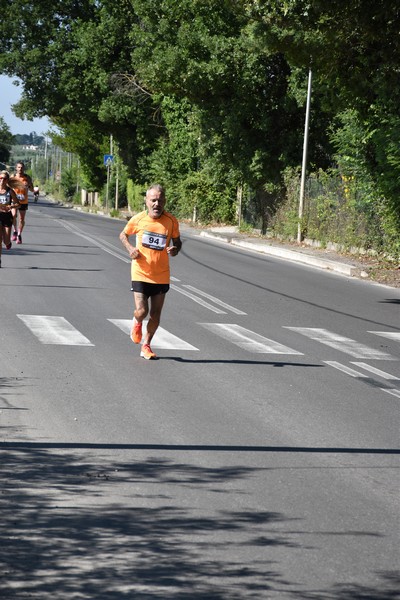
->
[200,231,357,276]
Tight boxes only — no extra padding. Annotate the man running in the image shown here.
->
[119,184,182,359]
[10,161,33,244]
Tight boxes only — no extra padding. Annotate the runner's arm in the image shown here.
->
[119,230,141,259]
[9,188,20,209]
[167,236,182,256]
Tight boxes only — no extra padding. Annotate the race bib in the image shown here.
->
[142,230,167,251]
[16,193,25,201]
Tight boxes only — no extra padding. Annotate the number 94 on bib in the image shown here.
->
[142,230,167,251]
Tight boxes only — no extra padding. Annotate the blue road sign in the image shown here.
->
[104,154,114,166]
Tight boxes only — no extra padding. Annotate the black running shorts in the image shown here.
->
[0,212,13,226]
[131,282,170,297]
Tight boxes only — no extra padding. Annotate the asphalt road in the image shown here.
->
[1,197,399,599]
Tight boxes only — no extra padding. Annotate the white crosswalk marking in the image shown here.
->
[14,312,400,372]
[108,319,198,350]
[17,315,94,346]
[285,327,395,360]
[199,323,303,354]
[351,362,400,380]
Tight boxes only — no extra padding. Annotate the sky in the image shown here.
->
[0,75,51,136]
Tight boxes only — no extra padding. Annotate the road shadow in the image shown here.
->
[165,357,323,367]
[0,444,398,599]
[379,299,400,304]
[291,572,400,600]
[1,376,398,598]
[0,445,296,598]
[2,442,399,454]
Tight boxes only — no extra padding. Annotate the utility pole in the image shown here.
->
[298,67,312,243]
[44,136,49,181]
[115,159,119,211]
[106,134,113,211]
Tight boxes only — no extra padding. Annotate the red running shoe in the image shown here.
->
[130,321,142,344]
[140,344,157,360]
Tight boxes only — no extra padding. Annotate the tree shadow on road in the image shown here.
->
[0,445,296,599]
[0,443,398,599]
[292,571,400,600]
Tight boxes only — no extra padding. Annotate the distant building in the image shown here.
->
[22,144,39,151]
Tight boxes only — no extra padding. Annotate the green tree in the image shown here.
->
[1,0,399,248]
[245,0,400,240]
[128,0,306,224]
[0,117,14,165]
[0,0,158,187]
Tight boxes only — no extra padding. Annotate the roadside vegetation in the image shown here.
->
[0,1,399,266]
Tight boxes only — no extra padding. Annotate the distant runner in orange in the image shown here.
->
[10,161,33,244]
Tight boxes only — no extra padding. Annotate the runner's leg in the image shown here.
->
[3,222,11,248]
[11,207,18,238]
[18,208,26,233]
[143,293,166,345]
[133,292,149,323]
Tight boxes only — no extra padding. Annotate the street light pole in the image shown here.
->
[115,160,119,211]
[106,163,110,211]
[298,67,312,243]
[106,134,113,212]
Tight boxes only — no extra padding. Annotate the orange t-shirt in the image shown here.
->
[12,174,30,205]
[123,211,180,283]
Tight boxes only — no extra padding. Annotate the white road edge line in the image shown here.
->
[381,388,400,399]
[55,219,130,262]
[351,362,400,381]
[325,361,400,398]
[183,285,247,315]
[369,331,400,341]
[171,284,226,314]
[323,361,368,378]
[286,327,395,360]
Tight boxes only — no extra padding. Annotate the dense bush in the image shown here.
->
[270,168,398,259]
